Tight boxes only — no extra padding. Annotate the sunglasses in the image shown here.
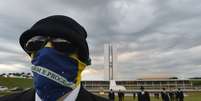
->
[24,36,78,55]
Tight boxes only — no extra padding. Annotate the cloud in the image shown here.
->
[82,67,104,80]
[0,64,31,74]
[110,0,156,34]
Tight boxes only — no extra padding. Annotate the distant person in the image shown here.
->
[133,92,136,100]
[122,91,125,101]
[108,89,115,101]
[161,88,170,101]
[0,15,109,101]
[175,88,184,101]
[137,86,150,101]
[118,90,124,101]
[168,89,175,101]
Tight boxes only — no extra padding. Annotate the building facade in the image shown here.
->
[81,79,197,92]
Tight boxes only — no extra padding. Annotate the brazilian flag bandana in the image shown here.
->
[31,48,86,101]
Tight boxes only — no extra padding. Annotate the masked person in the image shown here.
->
[0,15,109,101]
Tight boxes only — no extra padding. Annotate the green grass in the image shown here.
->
[0,77,33,89]
[0,77,33,96]
[0,92,13,97]
[101,92,201,101]
[191,80,201,86]
[184,92,201,101]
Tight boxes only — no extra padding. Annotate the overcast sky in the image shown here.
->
[0,0,201,80]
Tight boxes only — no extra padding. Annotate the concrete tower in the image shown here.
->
[104,43,118,80]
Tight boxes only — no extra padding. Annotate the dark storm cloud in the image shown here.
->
[0,0,201,79]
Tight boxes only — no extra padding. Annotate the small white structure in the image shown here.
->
[0,86,8,91]
[109,80,126,91]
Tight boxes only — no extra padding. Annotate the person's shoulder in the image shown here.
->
[77,86,109,101]
[0,92,19,101]
[0,88,35,101]
[90,93,109,101]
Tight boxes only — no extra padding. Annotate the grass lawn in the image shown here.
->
[0,77,33,89]
[101,92,201,101]
[0,77,33,96]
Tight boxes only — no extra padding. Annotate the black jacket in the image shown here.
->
[0,86,109,101]
[161,92,170,101]
[137,92,150,101]
[176,91,184,100]
[108,91,115,100]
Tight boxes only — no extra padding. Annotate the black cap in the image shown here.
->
[19,15,91,65]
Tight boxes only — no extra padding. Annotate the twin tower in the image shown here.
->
[104,44,118,80]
